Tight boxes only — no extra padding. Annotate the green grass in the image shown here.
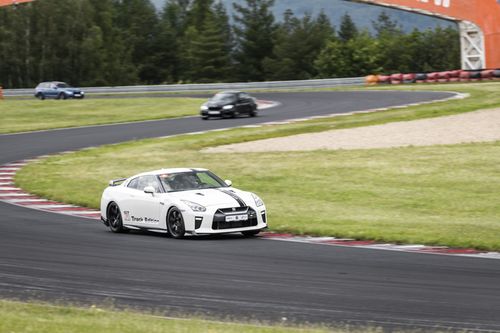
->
[0,299,333,333]
[14,82,500,250]
[0,97,204,134]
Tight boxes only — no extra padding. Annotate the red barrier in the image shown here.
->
[437,71,450,83]
[481,70,494,80]
[371,68,500,84]
[378,75,391,84]
[0,86,3,100]
[459,71,471,82]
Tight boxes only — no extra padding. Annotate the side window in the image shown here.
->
[137,175,162,193]
[127,177,139,189]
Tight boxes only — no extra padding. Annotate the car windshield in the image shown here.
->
[159,171,227,192]
[211,93,236,103]
[56,83,70,88]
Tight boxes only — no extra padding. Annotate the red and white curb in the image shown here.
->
[260,234,500,260]
[2,157,500,260]
[0,161,101,220]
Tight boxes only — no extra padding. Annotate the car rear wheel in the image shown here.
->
[107,202,126,233]
[167,207,185,239]
[241,229,260,237]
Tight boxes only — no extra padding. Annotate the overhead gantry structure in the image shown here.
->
[353,0,500,69]
[2,0,500,69]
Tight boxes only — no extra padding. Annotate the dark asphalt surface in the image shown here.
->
[2,91,499,332]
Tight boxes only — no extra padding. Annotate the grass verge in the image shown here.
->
[0,299,332,333]
[14,82,500,250]
[0,97,204,134]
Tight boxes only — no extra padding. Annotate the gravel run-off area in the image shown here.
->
[204,107,500,153]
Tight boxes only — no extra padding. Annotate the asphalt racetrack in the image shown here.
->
[1,91,500,332]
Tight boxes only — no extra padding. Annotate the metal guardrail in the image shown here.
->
[3,77,365,97]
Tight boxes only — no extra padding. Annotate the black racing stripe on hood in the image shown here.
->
[217,189,246,207]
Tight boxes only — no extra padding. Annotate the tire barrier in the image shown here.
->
[390,73,403,85]
[481,70,494,80]
[378,75,391,84]
[368,69,500,85]
[415,73,427,82]
[365,75,379,85]
[426,72,438,84]
[402,74,415,84]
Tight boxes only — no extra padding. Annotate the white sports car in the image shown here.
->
[100,168,267,238]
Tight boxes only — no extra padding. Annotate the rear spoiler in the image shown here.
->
[109,178,127,186]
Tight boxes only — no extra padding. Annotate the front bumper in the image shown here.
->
[184,205,267,234]
[200,108,233,117]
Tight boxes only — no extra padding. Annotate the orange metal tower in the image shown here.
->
[353,0,500,69]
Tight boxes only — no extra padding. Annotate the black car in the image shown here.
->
[200,91,258,119]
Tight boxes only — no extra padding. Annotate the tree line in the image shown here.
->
[0,0,460,88]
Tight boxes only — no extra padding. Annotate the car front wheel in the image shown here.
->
[107,202,126,233]
[167,207,185,239]
[36,93,45,100]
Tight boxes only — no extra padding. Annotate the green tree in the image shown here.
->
[338,13,357,42]
[263,10,333,80]
[372,11,400,37]
[113,0,159,83]
[315,31,379,78]
[232,0,276,81]
[187,13,231,82]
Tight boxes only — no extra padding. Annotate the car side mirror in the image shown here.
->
[144,186,155,195]
[225,180,232,187]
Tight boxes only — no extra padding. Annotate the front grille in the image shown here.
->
[212,207,258,230]
[209,106,222,111]
[218,207,248,214]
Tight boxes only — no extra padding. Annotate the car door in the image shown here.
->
[128,175,163,228]
[238,93,252,114]
[47,83,58,98]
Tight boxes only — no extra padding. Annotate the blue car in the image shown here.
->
[34,81,85,100]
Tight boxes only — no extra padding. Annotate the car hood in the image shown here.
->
[168,188,252,207]
[205,101,233,108]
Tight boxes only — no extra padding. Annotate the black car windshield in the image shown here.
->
[210,93,236,103]
[56,83,70,88]
[159,171,227,192]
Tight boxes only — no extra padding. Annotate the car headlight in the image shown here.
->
[251,193,264,207]
[223,105,234,110]
[181,200,206,212]
[201,105,208,110]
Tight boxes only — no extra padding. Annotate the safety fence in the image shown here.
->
[366,69,500,85]
[2,77,365,97]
